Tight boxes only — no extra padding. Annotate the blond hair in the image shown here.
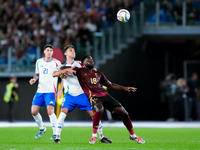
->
[177,78,186,87]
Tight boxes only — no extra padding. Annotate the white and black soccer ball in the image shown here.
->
[117,9,130,23]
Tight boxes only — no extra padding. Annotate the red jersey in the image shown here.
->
[75,68,109,99]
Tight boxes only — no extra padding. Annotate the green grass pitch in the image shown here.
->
[0,127,199,150]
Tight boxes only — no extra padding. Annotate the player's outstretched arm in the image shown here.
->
[59,73,68,79]
[105,81,137,92]
[124,87,137,92]
[29,74,39,85]
[53,68,76,77]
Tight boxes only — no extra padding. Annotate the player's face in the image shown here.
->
[84,56,94,70]
[44,47,53,58]
[10,77,17,83]
[65,47,76,59]
[193,74,198,81]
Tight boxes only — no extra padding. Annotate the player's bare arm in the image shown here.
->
[57,81,64,99]
[105,81,137,92]
[53,68,76,77]
[15,83,19,88]
[29,74,39,85]
[59,73,68,79]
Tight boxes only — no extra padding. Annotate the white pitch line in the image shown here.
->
[0,121,200,128]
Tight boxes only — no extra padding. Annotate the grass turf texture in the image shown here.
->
[0,127,199,150]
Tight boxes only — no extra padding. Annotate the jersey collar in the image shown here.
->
[43,57,54,62]
[64,61,74,66]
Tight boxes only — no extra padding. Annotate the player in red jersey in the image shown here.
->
[71,55,145,144]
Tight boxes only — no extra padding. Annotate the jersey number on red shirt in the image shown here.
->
[90,78,97,84]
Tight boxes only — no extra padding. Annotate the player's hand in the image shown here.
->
[65,68,76,76]
[29,79,36,85]
[125,87,137,92]
[60,73,68,79]
[92,68,97,72]
[15,83,19,88]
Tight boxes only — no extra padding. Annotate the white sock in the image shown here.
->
[32,113,44,129]
[49,113,57,135]
[56,112,67,138]
[92,133,97,137]
[130,134,136,138]
[97,120,104,139]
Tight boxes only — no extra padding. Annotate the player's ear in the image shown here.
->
[64,52,67,56]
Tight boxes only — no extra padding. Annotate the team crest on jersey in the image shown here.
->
[40,65,43,68]
[84,73,87,76]
[95,73,97,77]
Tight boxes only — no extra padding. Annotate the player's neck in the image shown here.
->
[66,57,74,65]
[44,57,52,62]
[85,67,93,71]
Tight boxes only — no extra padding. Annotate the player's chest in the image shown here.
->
[39,63,56,75]
[84,72,101,85]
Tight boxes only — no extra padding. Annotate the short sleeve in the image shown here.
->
[35,60,39,74]
[99,72,109,85]
[74,61,83,68]
[54,60,62,71]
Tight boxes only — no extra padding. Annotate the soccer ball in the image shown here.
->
[117,9,130,23]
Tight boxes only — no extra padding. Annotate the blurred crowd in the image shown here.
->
[160,72,200,121]
[147,0,200,25]
[0,0,138,71]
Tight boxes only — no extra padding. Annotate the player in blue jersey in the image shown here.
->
[29,44,61,139]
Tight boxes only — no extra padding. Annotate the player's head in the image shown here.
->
[177,78,186,87]
[63,45,76,59]
[81,55,94,70]
[10,74,17,83]
[44,44,54,58]
[191,72,198,81]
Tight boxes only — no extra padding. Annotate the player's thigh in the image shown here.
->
[61,93,77,113]
[32,93,46,107]
[113,106,129,119]
[89,97,104,113]
[31,93,45,115]
[101,95,122,113]
[76,93,93,112]
[44,93,56,106]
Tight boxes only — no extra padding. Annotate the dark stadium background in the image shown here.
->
[1,37,200,121]
[1,0,200,122]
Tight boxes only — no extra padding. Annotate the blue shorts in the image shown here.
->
[61,93,93,113]
[32,93,56,107]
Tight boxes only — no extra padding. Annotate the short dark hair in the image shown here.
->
[44,44,54,50]
[81,55,90,65]
[63,45,75,53]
